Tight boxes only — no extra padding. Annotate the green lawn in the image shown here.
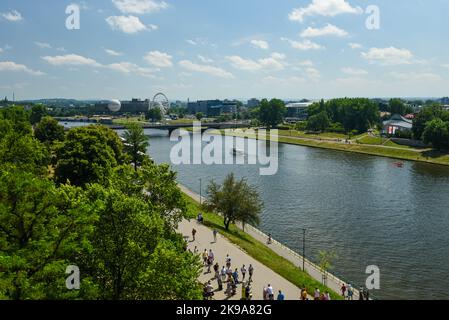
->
[225,129,449,166]
[113,117,148,125]
[183,194,343,300]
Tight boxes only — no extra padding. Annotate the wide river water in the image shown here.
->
[64,123,449,299]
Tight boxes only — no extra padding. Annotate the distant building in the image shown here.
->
[247,98,260,109]
[186,99,237,117]
[285,102,313,123]
[94,98,150,114]
[383,114,413,135]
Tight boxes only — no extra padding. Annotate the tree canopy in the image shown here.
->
[205,173,263,230]
[257,98,286,129]
[123,123,150,171]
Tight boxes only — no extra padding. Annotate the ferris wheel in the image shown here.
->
[150,92,170,115]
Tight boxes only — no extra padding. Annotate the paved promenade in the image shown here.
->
[179,184,361,301]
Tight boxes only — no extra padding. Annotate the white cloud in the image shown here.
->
[1,10,23,22]
[389,71,441,82]
[186,39,197,45]
[226,53,285,72]
[179,60,234,79]
[305,67,321,81]
[34,42,52,49]
[0,61,44,76]
[197,55,213,63]
[281,38,324,51]
[105,15,157,34]
[42,54,102,67]
[112,0,168,14]
[298,60,314,67]
[106,62,156,78]
[289,0,362,23]
[342,67,368,76]
[105,48,123,56]
[144,51,173,67]
[361,47,419,65]
[349,42,362,49]
[300,24,348,38]
[250,40,269,50]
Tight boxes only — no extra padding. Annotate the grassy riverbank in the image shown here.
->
[223,129,449,166]
[183,194,343,300]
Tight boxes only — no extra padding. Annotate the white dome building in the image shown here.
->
[108,99,121,112]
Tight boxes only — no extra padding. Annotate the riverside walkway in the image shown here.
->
[178,184,361,301]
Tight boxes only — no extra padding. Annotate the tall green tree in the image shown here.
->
[146,108,162,122]
[205,173,263,230]
[389,98,406,115]
[422,118,449,150]
[123,123,150,171]
[34,116,65,145]
[30,105,47,125]
[307,111,330,131]
[413,104,443,139]
[257,99,286,129]
[0,166,98,299]
[54,125,123,186]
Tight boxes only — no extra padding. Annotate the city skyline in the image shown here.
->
[1,0,448,100]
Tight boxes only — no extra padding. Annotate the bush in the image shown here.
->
[295,121,307,131]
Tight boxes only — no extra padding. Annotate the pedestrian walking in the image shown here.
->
[277,290,285,300]
[208,249,214,264]
[267,233,272,244]
[341,283,347,298]
[314,288,320,300]
[225,254,231,269]
[301,288,308,301]
[213,229,218,242]
[267,284,274,300]
[263,287,268,300]
[241,264,247,281]
[232,268,239,284]
[347,284,353,300]
[192,228,197,241]
[202,249,208,266]
[248,264,254,282]
[221,266,227,281]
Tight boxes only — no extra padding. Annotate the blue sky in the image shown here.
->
[0,0,448,101]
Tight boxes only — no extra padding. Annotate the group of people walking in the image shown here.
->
[341,283,370,300]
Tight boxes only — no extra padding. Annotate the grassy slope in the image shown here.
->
[183,194,343,300]
[225,130,449,166]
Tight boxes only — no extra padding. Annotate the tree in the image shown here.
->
[146,108,162,122]
[413,104,443,139]
[0,166,98,299]
[123,123,150,171]
[422,118,449,150]
[205,173,263,230]
[0,106,32,135]
[307,111,329,132]
[389,98,406,115]
[318,250,337,286]
[257,99,286,129]
[30,105,47,125]
[195,112,204,121]
[0,132,50,175]
[54,125,123,186]
[34,116,65,145]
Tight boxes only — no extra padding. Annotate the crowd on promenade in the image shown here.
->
[188,214,371,301]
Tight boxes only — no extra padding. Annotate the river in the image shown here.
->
[63,122,449,299]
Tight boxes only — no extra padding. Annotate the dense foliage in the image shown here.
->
[308,98,380,134]
[0,106,203,300]
[256,98,286,129]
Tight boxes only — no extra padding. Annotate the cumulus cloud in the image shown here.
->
[341,67,368,76]
[300,24,348,38]
[179,60,234,79]
[281,37,324,51]
[105,48,123,56]
[112,0,168,14]
[289,0,362,23]
[106,15,158,34]
[250,40,269,50]
[144,51,173,67]
[0,61,44,76]
[42,54,102,67]
[197,55,213,63]
[389,71,441,82]
[361,47,421,65]
[226,53,286,72]
[305,67,321,81]
[106,62,156,77]
[349,42,362,49]
[1,10,23,22]
[34,42,52,49]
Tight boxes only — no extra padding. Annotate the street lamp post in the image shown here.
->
[302,228,306,272]
[199,178,202,206]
